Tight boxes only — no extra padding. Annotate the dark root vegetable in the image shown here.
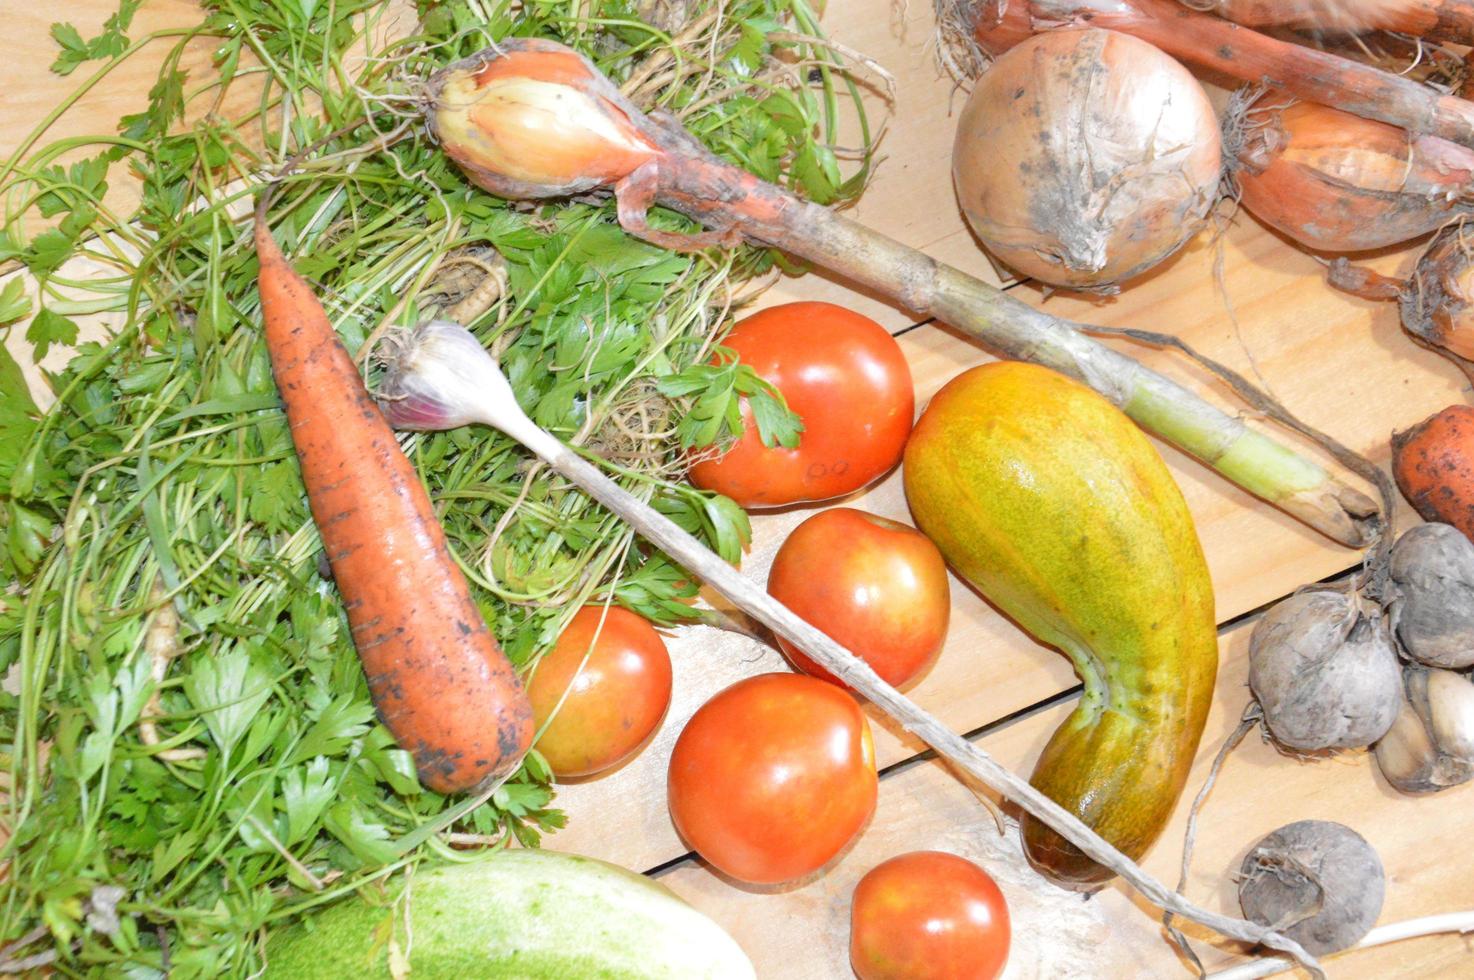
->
[1248,590,1401,751]
[1393,405,1474,543]
[1238,820,1385,956]
[1400,223,1474,363]
[1375,664,1474,794]
[1235,98,1474,253]
[1389,522,1474,669]
[951,29,1221,292]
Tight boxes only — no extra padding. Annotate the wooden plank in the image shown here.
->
[7,5,1473,977]
[654,618,1474,979]
[549,213,1465,871]
[3,1,221,225]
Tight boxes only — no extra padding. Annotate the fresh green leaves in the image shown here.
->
[49,0,142,75]
[24,308,79,362]
[657,348,804,450]
[6,0,875,973]
[0,279,32,327]
[183,644,274,754]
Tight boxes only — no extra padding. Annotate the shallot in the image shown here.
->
[1196,0,1474,42]
[1235,99,1474,253]
[1375,664,1474,793]
[1238,820,1385,956]
[1401,223,1474,362]
[1388,522,1474,669]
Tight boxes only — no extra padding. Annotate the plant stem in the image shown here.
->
[647,137,1379,546]
[478,395,1327,978]
[955,0,1474,149]
[1205,910,1474,979]
[1197,0,1474,44]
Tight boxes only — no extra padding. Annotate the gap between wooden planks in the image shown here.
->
[653,614,1474,980]
[6,2,1474,976]
[547,205,1470,875]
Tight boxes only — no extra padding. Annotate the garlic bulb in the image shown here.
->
[1249,590,1402,751]
[1389,522,1474,670]
[377,320,524,434]
[1375,665,1474,794]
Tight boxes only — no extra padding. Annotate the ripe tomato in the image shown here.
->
[767,508,950,690]
[688,302,914,508]
[527,605,672,778]
[667,673,877,884]
[850,851,1011,980]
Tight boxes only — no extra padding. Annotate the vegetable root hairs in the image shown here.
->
[1162,704,1264,977]
[137,579,206,762]
[947,0,1474,150]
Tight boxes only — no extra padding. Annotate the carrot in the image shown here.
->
[252,194,533,794]
[1393,405,1474,544]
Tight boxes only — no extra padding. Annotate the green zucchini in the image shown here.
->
[264,849,755,979]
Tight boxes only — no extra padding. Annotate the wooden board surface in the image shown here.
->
[4,2,1472,979]
[657,620,1474,979]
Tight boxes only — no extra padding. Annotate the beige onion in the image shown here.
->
[951,29,1222,292]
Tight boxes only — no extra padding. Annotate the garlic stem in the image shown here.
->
[411,324,1324,977]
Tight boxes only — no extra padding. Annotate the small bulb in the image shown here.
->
[1416,667,1474,764]
[1375,665,1474,794]
[378,320,512,432]
[431,41,660,200]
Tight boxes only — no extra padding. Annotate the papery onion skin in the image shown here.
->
[431,42,661,200]
[1402,223,1474,360]
[1237,99,1474,253]
[1206,0,1474,43]
[952,29,1222,292]
[1248,590,1401,751]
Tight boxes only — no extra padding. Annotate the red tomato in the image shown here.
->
[850,851,1011,980]
[688,302,914,508]
[667,673,878,884]
[527,605,672,778]
[767,508,950,690]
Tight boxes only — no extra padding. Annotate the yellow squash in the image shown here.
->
[904,362,1217,888]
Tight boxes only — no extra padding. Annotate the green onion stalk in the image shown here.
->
[430,36,1381,548]
[0,0,872,973]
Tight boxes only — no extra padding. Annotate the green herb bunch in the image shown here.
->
[0,0,875,973]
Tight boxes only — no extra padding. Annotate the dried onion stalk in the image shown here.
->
[1194,0,1474,42]
[427,37,1378,546]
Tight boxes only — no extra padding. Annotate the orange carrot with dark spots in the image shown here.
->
[252,193,532,794]
[1394,405,1474,545]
